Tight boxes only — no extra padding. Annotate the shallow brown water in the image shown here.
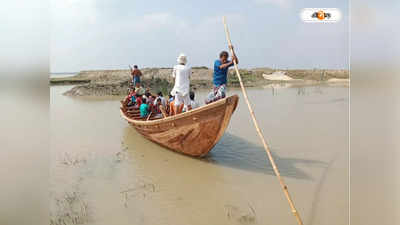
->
[50,84,348,225]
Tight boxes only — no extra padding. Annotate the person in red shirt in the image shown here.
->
[134,93,142,109]
[130,65,142,86]
[152,98,163,118]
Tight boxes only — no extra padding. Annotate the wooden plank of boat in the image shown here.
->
[120,95,239,157]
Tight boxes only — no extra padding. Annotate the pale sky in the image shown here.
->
[50,0,349,72]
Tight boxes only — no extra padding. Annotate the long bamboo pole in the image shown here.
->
[222,16,304,225]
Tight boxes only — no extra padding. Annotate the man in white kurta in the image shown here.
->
[171,53,192,115]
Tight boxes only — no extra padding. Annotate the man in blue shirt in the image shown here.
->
[206,45,239,104]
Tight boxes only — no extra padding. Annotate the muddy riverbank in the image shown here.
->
[50,68,349,96]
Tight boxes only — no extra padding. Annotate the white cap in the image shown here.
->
[177,53,187,64]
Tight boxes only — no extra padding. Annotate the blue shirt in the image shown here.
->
[140,104,149,117]
[213,60,233,86]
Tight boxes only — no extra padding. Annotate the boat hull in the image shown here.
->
[120,95,239,157]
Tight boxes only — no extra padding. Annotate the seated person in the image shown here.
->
[148,95,155,111]
[145,87,151,96]
[127,94,136,107]
[124,90,135,104]
[148,94,155,104]
[134,82,145,95]
[168,94,174,104]
[169,99,175,116]
[205,84,226,104]
[166,94,174,114]
[143,92,152,101]
[183,91,199,112]
[155,91,166,107]
[131,93,142,109]
[140,98,149,118]
[152,98,163,118]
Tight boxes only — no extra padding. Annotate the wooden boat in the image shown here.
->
[120,95,239,157]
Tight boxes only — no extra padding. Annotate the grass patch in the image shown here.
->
[192,66,209,69]
[227,69,264,86]
[142,77,173,96]
[49,77,91,85]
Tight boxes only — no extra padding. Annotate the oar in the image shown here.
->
[159,105,168,118]
[146,111,152,121]
[128,65,134,89]
[222,16,304,225]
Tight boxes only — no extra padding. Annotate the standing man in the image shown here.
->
[130,65,142,87]
[206,45,239,104]
[170,53,192,115]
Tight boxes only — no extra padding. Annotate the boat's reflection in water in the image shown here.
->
[203,133,327,180]
[123,126,326,180]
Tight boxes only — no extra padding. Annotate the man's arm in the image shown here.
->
[129,65,134,77]
[172,67,176,78]
[218,61,234,69]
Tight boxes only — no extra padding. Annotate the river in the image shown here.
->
[50,84,349,225]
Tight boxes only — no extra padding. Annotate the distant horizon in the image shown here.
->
[50,66,349,74]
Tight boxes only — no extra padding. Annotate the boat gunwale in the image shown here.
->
[120,95,238,126]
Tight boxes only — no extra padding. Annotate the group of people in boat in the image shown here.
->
[125,46,238,119]
[124,87,199,119]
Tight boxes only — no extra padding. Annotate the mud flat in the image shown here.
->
[50,68,349,96]
[50,77,91,85]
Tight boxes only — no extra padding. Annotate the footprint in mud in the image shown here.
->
[120,181,157,208]
[224,203,257,225]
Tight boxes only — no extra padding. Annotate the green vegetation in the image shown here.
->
[143,77,173,96]
[49,77,90,85]
[227,69,264,86]
[192,66,209,69]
